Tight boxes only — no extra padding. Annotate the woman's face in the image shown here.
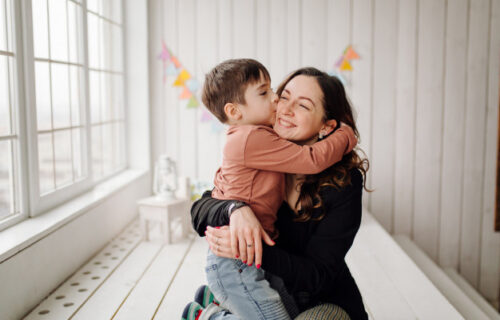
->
[273,75,326,145]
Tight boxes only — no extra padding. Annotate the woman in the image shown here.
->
[191,68,369,320]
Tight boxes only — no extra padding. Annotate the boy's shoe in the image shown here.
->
[181,301,203,320]
[194,285,219,308]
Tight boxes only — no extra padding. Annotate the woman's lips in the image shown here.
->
[278,117,295,128]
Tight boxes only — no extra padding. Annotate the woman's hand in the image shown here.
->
[228,206,275,268]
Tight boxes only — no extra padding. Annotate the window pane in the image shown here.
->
[0,56,12,136]
[72,128,83,179]
[38,133,55,194]
[115,122,125,168]
[101,73,110,121]
[70,65,81,126]
[0,0,7,52]
[110,0,121,24]
[51,63,70,128]
[111,24,123,72]
[54,129,72,187]
[87,0,99,14]
[102,124,112,175]
[89,70,100,123]
[35,61,52,131]
[91,125,102,178]
[67,1,81,64]
[32,0,49,59]
[87,13,100,69]
[48,0,68,61]
[112,74,124,120]
[0,140,13,220]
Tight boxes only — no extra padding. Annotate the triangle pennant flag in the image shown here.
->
[179,86,193,99]
[173,69,191,86]
[344,46,360,60]
[166,63,178,76]
[201,109,212,122]
[328,70,347,85]
[158,40,171,62]
[334,55,344,68]
[186,79,200,92]
[187,96,199,108]
[171,56,182,68]
[339,59,353,71]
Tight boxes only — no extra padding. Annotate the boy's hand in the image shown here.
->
[339,122,357,153]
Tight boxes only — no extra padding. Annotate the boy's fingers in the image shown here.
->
[254,229,262,268]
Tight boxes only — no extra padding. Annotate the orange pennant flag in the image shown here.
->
[339,59,353,71]
[179,86,193,99]
[344,46,360,60]
[171,56,182,68]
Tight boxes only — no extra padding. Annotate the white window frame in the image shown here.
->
[0,0,127,226]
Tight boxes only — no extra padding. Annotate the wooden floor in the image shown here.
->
[23,211,468,320]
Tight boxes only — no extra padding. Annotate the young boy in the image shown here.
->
[183,59,357,320]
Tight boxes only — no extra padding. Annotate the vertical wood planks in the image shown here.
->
[479,0,500,304]
[438,0,468,269]
[351,0,373,209]
[177,0,198,179]
[301,0,327,69]
[255,0,270,69]
[196,0,219,183]
[270,0,287,84]
[394,0,418,236]
[370,0,397,232]
[413,0,446,260]
[163,0,180,164]
[460,0,490,287]
[286,0,302,77]
[232,0,256,59]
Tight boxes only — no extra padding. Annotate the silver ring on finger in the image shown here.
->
[247,244,253,248]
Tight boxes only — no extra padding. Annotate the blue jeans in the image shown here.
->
[204,249,298,320]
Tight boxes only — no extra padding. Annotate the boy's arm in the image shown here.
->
[243,125,357,174]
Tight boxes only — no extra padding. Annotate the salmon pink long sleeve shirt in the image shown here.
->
[212,124,356,238]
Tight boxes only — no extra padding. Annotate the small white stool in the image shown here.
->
[137,196,191,244]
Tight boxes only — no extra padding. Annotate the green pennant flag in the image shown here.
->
[187,96,199,108]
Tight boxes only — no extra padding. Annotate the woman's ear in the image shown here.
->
[319,119,337,137]
[224,103,242,122]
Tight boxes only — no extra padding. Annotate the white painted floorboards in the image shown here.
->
[24,211,477,320]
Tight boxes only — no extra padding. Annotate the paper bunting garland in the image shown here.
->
[328,45,360,86]
[187,96,199,108]
[179,86,193,99]
[201,108,212,122]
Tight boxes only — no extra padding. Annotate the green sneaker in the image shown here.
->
[181,301,203,320]
[194,285,219,308]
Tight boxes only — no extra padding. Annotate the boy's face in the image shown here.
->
[238,72,277,127]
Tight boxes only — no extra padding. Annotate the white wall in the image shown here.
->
[149,0,500,308]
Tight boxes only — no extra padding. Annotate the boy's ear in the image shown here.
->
[319,119,337,136]
[224,103,242,122]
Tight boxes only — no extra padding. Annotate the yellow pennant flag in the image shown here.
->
[173,69,191,86]
[339,59,353,71]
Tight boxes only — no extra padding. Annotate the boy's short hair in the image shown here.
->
[202,59,271,123]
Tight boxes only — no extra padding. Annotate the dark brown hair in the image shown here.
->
[201,59,271,123]
[276,67,370,222]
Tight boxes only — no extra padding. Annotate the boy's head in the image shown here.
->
[202,59,277,126]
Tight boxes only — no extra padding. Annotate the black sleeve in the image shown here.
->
[190,190,233,236]
[261,171,363,299]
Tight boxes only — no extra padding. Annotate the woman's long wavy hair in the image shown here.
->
[276,67,370,222]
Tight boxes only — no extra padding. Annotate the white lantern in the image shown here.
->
[153,155,178,200]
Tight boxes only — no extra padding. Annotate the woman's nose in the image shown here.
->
[279,100,294,116]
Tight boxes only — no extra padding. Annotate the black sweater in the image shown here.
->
[191,169,368,320]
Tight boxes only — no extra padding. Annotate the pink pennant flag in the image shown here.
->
[344,46,360,60]
[201,109,212,122]
[179,86,193,99]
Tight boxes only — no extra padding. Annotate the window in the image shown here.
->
[0,0,126,229]
[0,0,21,223]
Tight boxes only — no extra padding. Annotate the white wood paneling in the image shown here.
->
[413,0,446,261]
[460,0,491,288]
[350,0,373,209]
[150,0,500,307]
[438,0,468,269]
[370,0,397,232]
[393,0,417,236]
[479,0,500,305]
